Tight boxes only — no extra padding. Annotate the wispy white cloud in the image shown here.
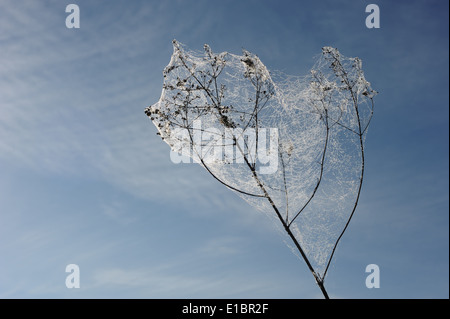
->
[0,2,280,234]
[0,0,240,211]
[100,201,137,225]
[199,236,243,256]
[88,261,281,298]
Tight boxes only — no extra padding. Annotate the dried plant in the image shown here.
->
[145,40,376,298]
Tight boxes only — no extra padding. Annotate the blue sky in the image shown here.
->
[0,0,448,298]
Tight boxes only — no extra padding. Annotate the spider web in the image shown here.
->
[145,40,375,278]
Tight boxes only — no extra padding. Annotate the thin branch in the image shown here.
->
[322,54,367,279]
[288,114,329,227]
